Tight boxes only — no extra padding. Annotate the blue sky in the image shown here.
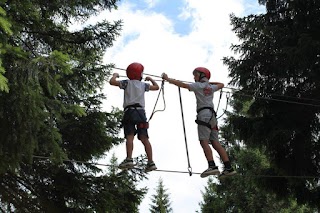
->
[99,0,265,212]
[149,0,192,35]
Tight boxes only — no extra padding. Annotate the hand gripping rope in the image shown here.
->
[178,87,192,176]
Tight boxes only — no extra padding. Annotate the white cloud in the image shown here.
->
[144,0,161,8]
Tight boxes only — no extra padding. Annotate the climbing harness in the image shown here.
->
[178,87,192,176]
[195,107,217,130]
[120,80,167,135]
[122,103,149,131]
[194,89,224,129]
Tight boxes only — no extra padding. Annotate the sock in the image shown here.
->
[223,161,231,169]
[208,161,216,168]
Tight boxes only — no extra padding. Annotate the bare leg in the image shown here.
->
[125,134,134,159]
[200,140,214,161]
[211,140,229,162]
[139,135,153,162]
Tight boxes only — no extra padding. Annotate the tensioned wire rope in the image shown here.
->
[15,67,317,178]
[112,67,320,108]
[31,155,320,179]
[114,74,226,118]
[178,86,192,176]
[113,67,193,175]
[108,67,320,177]
[110,67,320,176]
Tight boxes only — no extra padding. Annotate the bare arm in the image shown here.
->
[162,73,190,89]
[109,73,120,86]
[145,76,159,91]
[209,82,224,90]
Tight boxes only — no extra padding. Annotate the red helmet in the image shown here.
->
[193,67,211,80]
[126,62,144,80]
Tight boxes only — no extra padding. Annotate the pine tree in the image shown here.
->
[199,147,317,212]
[222,0,320,209]
[149,177,173,213]
[0,4,11,92]
[0,0,147,212]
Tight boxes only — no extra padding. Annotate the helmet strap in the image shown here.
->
[199,72,206,81]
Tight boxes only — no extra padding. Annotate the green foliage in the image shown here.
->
[199,148,317,213]
[149,177,173,213]
[0,64,8,92]
[0,154,147,213]
[0,4,11,92]
[222,0,320,209]
[0,6,12,35]
[0,0,146,212]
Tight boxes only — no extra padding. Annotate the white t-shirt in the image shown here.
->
[119,80,150,108]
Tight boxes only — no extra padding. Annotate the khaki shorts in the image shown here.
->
[197,110,219,142]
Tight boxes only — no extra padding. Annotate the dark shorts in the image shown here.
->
[122,108,149,139]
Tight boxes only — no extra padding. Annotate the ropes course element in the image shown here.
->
[216,92,231,119]
[225,86,320,103]
[111,68,166,120]
[148,80,166,121]
[114,67,161,79]
[178,87,193,176]
[32,155,113,167]
[215,89,223,113]
[112,67,320,108]
[117,74,163,81]
[227,90,320,107]
[109,66,320,179]
[31,155,320,179]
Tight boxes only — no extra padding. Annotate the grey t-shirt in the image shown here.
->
[188,80,219,111]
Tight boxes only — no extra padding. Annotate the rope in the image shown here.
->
[229,90,320,107]
[217,92,231,119]
[117,74,163,82]
[224,86,320,103]
[114,67,162,79]
[215,89,223,118]
[148,80,166,121]
[31,155,320,179]
[178,87,192,176]
[112,67,320,107]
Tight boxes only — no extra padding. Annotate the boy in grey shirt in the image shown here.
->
[162,67,236,178]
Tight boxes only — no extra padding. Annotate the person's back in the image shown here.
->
[121,79,149,109]
[109,62,159,172]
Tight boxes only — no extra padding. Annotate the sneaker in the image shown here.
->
[219,167,237,179]
[119,158,135,169]
[145,161,157,172]
[200,166,220,178]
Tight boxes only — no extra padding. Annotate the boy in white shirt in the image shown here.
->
[110,62,159,172]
